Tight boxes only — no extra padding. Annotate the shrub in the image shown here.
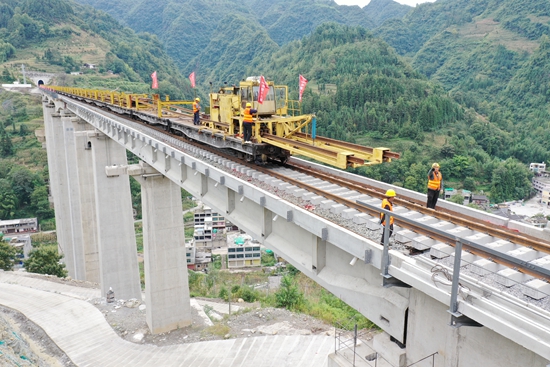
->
[24,244,67,278]
[275,275,304,311]
[0,241,17,271]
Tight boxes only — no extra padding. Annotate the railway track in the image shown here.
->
[70,97,550,304]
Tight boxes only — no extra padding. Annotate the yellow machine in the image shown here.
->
[207,76,399,168]
[45,77,399,169]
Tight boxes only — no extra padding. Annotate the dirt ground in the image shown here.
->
[93,296,335,346]
[0,306,76,367]
[0,276,337,366]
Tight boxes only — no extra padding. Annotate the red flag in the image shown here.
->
[151,71,158,89]
[299,74,308,102]
[258,76,270,104]
[189,72,196,88]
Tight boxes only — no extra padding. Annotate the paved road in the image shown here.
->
[0,272,334,367]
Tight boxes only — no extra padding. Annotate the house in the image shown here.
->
[185,245,211,271]
[83,63,96,69]
[471,194,489,205]
[532,176,550,194]
[541,190,550,206]
[193,207,226,249]
[529,162,546,174]
[444,188,456,200]
[227,240,261,269]
[0,218,38,234]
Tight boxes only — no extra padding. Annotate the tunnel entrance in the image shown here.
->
[38,80,44,86]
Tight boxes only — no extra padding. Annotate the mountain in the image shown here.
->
[251,23,463,143]
[372,0,550,165]
[1,0,541,202]
[364,0,410,26]
[0,0,191,98]
[72,0,411,74]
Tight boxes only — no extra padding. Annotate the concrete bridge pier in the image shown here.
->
[60,111,86,280]
[88,131,141,300]
[43,103,77,278]
[130,162,191,334]
[73,120,100,283]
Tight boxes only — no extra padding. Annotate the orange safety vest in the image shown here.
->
[193,102,200,113]
[380,198,394,225]
[243,107,254,123]
[427,170,442,191]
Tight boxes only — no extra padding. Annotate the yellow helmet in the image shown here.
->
[432,162,440,168]
[385,189,396,197]
[195,97,200,102]
[246,102,252,107]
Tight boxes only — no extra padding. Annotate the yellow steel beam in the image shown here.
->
[262,134,357,169]
[291,132,399,163]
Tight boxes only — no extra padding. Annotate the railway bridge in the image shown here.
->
[33,90,550,367]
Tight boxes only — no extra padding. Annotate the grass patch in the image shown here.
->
[188,267,377,330]
[203,323,230,337]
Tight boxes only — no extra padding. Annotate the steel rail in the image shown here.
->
[289,161,550,254]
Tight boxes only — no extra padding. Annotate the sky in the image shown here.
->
[334,0,436,7]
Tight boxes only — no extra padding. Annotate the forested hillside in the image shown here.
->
[0,0,543,205]
[0,0,193,222]
[0,0,190,98]
[73,0,410,74]
[373,0,550,170]
[249,23,534,202]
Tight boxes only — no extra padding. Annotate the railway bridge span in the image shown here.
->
[32,91,550,367]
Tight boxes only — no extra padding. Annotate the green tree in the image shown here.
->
[275,275,304,311]
[0,179,17,219]
[24,245,67,278]
[30,186,54,221]
[9,167,38,205]
[449,194,465,205]
[1,67,14,83]
[463,177,476,192]
[0,241,17,271]
[490,158,533,203]
[0,131,13,157]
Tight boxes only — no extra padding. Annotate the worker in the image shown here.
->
[427,162,443,209]
[193,97,201,125]
[380,189,396,245]
[242,102,257,143]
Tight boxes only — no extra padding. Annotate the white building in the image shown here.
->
[185,245,211,271]
[532,176,550,194]
[227,241,261,269]
[193,207,226,248]
[0,218,38,234]
[529,162,546,174]
[542,190,549,206]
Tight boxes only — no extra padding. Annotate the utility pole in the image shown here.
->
[21,64,27,84]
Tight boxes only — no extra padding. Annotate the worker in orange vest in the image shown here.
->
[242,102,257,143]
[427,163,443,209]
[380,189,396,245]
[193,97,201,125]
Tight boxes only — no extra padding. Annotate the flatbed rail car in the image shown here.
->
[45,77,400,169]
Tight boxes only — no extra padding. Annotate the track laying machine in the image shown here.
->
[45,76,399,169]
